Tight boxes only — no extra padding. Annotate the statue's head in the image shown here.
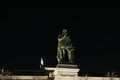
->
[62,29,67,33]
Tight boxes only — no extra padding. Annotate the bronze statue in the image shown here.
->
[57,29,74,64]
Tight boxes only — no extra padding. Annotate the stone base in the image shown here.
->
[54,64,80,80]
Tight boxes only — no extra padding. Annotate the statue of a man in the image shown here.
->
[57,29,74,63]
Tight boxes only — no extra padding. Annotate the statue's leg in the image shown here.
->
[57,52,60,63]
[57,48,62,63]
[66,48,70,62]
[67,48,73,63]
[59,49,62,59]
[62,49,65,57]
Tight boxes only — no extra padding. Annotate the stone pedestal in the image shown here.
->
[54,64,80,80]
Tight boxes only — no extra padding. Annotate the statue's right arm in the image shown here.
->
[58,35,66,41]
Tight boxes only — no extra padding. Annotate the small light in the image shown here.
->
[40,57,44,68]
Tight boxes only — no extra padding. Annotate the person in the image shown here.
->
[57,29,74,63]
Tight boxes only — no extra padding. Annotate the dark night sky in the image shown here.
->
[0,8,120,76]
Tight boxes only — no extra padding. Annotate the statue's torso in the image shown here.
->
[58,36,71,49]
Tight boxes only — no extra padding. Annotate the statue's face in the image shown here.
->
[63,29,67,33]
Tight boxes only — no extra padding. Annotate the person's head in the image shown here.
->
[62,29,67,33]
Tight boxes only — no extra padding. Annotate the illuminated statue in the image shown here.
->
[57,29,74,63]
